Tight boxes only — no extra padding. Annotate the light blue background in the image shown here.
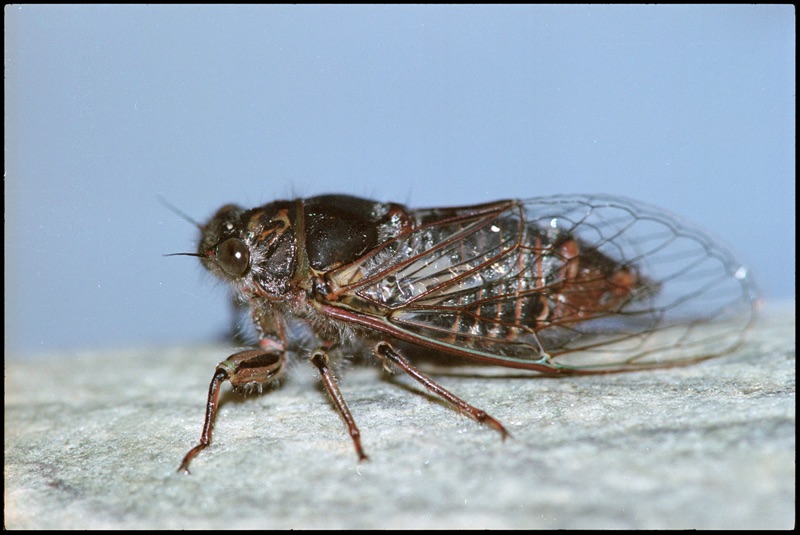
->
[5,5,794,357]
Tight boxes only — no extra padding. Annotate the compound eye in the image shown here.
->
[216,238,250,277]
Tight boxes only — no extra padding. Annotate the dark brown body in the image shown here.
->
[177,194,756,473]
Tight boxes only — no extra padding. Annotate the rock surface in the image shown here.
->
[4,304,794,528]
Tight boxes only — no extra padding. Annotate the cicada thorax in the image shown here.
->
[196,195,417,342]
[197,195,407,290]
[301,195,415,273]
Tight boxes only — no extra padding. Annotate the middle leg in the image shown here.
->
[309,348,368,461]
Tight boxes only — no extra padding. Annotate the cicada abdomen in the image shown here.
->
[325,195,758,372]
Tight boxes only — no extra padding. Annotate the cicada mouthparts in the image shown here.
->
[174,193,757,473]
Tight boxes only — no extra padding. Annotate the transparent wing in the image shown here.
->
[325,195,758,372]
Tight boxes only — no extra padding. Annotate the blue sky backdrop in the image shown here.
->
[5,5,794,357]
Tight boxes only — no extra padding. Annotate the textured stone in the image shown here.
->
[4,304,794,528]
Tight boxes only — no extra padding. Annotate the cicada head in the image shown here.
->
[197,201,299,298]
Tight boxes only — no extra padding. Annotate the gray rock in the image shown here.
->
[4,304,794,528]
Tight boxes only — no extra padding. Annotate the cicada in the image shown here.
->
[174,194,757,473]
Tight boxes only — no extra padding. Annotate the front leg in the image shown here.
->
[178,348,285,474]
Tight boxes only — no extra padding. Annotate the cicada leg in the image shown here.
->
[310,349,368,461]
[178,348,285,474]
[374,342,510,439]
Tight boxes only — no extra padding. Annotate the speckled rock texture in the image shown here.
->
[4,304,794,529]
